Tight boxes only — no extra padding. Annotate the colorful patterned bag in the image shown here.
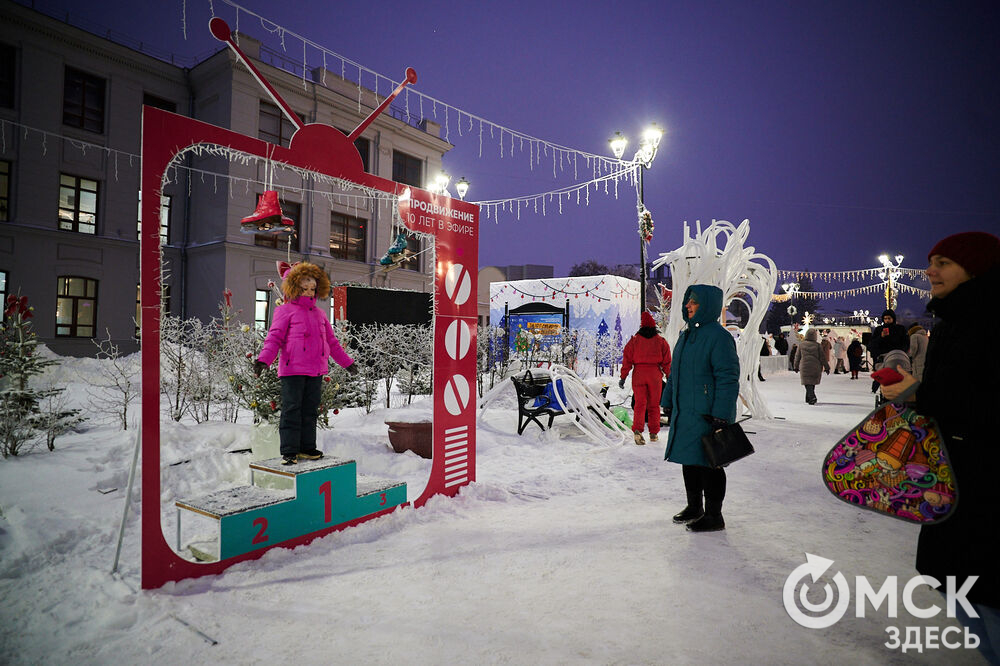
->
[822,384,956,524]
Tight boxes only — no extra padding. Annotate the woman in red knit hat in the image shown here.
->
[882,230,1000,662]
[619,311,671,445]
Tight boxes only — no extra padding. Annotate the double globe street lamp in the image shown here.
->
[878,253,904,311]
[609,124,664,313]
[427,170,470,200]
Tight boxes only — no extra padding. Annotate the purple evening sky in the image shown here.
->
[28,0,1000,319]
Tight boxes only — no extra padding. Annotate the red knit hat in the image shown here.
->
[928,231,1000,277]
[641,311,656,328]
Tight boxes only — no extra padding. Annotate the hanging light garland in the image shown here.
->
[490,277,640,304]
[188,0,651,222]
[206,0,624,176]
[473,163,640,221]
[1,117,405,221]
[768,280,932,300]
[777,267,928,281]
[772,265,932,301]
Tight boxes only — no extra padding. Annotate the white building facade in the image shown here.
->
[0,0,450,355]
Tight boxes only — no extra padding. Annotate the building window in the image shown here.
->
[254,198,300,251]
[330,212,366,262]
[405,235,423,272]
[137,191,172,244]
[0,160,9,221]
[0,43,15,109]
[58,174,98,234]
[338,129,371,174]
[392,151,422,187]
[0,270,7,320]
[254,289,270,330]
[142,93,176,114]
[258,101,303,148]
[355,136,371,173]
[63,67,105,133]
[56,276,97,338]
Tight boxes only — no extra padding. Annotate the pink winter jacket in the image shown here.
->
[258,296,354,377]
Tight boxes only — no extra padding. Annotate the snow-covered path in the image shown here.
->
[0,369,984,664]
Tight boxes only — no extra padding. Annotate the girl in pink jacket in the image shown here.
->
[255,263,357,465]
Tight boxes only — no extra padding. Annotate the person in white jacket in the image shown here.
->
[908,325,929,381]
[833,336,848,374]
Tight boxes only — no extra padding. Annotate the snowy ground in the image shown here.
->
[0,362,986,665]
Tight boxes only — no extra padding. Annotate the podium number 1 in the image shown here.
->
[319,481,332,523]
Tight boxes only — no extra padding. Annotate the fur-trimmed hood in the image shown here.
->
[282,262,331,301]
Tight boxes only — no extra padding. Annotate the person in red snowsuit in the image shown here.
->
[619,311,672,446]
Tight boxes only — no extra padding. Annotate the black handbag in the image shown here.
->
[701,417,754,468]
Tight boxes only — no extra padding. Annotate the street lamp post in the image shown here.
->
[877,253,904,311]
[781,282,800,323]
[609,125,663,313]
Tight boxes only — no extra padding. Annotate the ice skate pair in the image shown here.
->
[378,231,415,267]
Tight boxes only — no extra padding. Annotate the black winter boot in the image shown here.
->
[673,465,704,523]
[688,468,726,532]
[673,505,705,523]
[686,513,725,532]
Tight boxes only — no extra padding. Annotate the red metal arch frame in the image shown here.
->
[140,25,478,588]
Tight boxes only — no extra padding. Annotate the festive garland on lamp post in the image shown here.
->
[638,205,654,243]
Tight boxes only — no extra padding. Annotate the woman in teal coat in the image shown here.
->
[660,284,741,532]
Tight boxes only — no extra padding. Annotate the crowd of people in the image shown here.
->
[260,232,998,660]
[617,231,999,661]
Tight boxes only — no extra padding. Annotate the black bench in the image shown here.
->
[511,372,565,435]
[510,371,610,436]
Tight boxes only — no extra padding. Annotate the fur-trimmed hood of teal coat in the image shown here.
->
[660,284,741,466]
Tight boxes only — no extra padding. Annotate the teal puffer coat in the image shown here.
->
[661,284,741,466]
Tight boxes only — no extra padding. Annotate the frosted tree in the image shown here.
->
[36,389,85,451]
[614,314,624,363]
[159,313,211,422]
[594,318,618,377]
[477,324,514,395]
[341,323,382,413]
[209,289,254,423]
[0,295,82,456]
[651,219,778,418]
[84,331,140,430]
[394,323,432,404]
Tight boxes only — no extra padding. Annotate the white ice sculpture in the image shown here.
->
[650,219,778,419]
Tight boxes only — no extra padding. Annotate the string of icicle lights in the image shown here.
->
[777,267,928,281]
[0,118,405,218]
[770,281,931,301]
[190,0,635,219]
[490,277,640,303]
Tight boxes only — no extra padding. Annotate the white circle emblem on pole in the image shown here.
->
[444,319,472,360]
[444,263,471,305]
[443,374,470,415]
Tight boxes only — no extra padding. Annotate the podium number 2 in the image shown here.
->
[252,517,269,544]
